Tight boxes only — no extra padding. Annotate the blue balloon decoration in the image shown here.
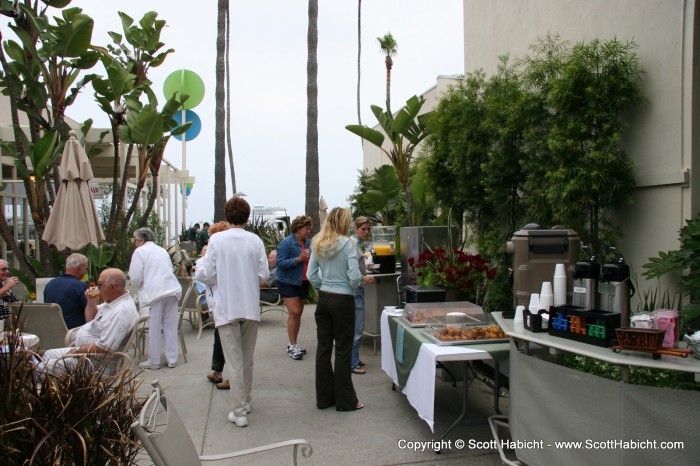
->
[173,110,202,141]
[179,183,193,197]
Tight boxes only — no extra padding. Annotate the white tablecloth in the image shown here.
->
[380,310,493,432]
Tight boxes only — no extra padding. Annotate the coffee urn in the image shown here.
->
[599,247,634,327]
[572,246,600,310]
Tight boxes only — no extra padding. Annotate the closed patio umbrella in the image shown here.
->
[319,196,328,226]
[42,130,105,251]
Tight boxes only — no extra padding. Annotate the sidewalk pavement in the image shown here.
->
[135,305,509,465]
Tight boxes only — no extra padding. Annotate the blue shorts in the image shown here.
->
[278,280,310,300]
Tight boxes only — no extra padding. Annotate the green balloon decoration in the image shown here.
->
[163,69,205,110]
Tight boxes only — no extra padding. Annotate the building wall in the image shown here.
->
[463,0,698,295]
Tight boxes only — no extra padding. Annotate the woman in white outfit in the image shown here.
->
[129,227,182,369]
[195,196,269,427]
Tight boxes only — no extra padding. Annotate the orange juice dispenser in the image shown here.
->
[371,226,397,273]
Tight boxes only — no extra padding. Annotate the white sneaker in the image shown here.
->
[228,412,248,427]
[244,403,251,414]
[139,361,161,370]
[167,362,176,368]
[288,345,304,360]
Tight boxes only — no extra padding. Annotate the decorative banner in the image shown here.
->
[173,110,202,141]
[179,183,193,197]
[163,69,205,109]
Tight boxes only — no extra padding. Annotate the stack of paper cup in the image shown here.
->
[540,282,553,311]
[528,293,540,311]
[553,263,567,306]
[514,305,525,323]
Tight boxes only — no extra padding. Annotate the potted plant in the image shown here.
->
[408,247,496,305]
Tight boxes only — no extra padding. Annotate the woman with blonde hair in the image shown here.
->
[307,207,363,411]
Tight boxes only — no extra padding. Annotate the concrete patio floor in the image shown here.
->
[134,305,510,465]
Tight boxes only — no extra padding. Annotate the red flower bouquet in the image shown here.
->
[409,247,496,304]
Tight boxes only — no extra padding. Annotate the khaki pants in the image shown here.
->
[218,319,259,417]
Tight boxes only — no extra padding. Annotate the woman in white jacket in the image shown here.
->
[129,227,182,369]
[195,197,269,427]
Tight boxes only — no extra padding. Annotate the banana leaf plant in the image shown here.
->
[346,95,430,226]
[0,2,96,276]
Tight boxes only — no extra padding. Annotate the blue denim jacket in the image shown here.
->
[276,234,311,286]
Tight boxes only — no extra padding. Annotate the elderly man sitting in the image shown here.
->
[42,268,138,374]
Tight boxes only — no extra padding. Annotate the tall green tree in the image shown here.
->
[213,0,227,220]
[521,36,645,257]
[0,1,97,276]
[0,3,183,278]
[425,72,489,232]
[377,32,397,113]
[92,11,174,243]
[305,0,320,232]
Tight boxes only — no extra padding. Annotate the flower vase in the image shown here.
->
[443,286,467,302]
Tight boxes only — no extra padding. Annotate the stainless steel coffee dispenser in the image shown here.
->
[599,247,634,327]
[507,224,581,308]
[572,246,600,310]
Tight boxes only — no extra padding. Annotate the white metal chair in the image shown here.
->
[34,277,54,303]
[260,288,287,324]
[132,380,313,466]
[193,290,214,339]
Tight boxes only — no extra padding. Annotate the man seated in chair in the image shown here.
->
[259,250,279,303]
[44,253,91,329]
[42,268,138,374]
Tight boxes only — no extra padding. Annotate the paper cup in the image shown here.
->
[528,293,540,311]
[554,263,566,277]
[553,276,567,306]
[540,293,553,311]
[540,281,553,296]
[514,305,525,323]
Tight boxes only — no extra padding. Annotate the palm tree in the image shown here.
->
[305,0,320,233]
[225,4,237,194]
[213,0,228,221]
[377,32,398,113]
[356,0,362,126]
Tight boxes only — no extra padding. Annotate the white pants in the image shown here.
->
[147,295,179,365]
[42,347,75,374]
[218,319,259,417]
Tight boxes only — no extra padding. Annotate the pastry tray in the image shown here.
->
[420,325,509,346]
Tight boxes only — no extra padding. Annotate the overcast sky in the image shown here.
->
[68,0,464,228]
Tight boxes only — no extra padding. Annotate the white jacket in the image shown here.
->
[128,241,182,307]
[195,227,268,325]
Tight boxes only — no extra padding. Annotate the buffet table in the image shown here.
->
[493,312,700,465]
[380,310,508,437]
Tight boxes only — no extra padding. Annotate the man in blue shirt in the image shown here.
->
[44,253,91,329]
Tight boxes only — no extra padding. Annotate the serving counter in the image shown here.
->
[362,272,400,352]
[493,312,700,465]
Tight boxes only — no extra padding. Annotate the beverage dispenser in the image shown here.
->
[572,246,600,310]
[371,226,397,274]
[599,247,634,327]
[506,224,581,308]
